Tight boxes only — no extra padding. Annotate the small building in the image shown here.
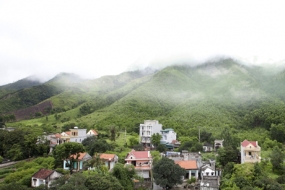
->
[31,169,62,188]
[200,176,220,190]
[63,152,92,171]
[175,160,199,179]
[160,128,176,144]
[203,143,213,152]
[100,153,118,170]
[214,140,224,151]
[125,149,152,180]
[240,139,261,164]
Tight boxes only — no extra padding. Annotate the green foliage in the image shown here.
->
[270,146,285,173]
[151,133,162,147]
[112,163,135,190]
[0,182,29,190]
[0,155,3,163]
[128,136,139,148]
[217,146,239,168]
[156,144,166,153]
[85,174,124,190]
[153,157,186,189]
[270,124,285,143]
[53,142,85,174]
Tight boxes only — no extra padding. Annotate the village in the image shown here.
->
[0,120,262,190]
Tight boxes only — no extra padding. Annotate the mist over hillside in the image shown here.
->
[2,58,285,138]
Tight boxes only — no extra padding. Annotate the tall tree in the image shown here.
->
[270,146,285,173]
[153,157,186,189]
[151,133,162,148]
[53,142,85,174]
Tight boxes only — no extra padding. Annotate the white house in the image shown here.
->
[69,127,87,143]
[160,128,176,144]
[240,139,261,164]
[31,169,62,188]
[139,120,162,147]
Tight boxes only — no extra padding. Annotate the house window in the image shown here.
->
[249,152,252,156]
[33,179,37,186]
[206,172,209,176]
[211,172,214,176]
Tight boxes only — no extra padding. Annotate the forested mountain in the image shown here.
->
[2,58,285,138]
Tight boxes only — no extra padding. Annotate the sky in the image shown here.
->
[1,0,285,85]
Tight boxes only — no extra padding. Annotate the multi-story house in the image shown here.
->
[125,149,152,180]
[160,128,176,144]
[240,139,261,164]
[139,120,162,147]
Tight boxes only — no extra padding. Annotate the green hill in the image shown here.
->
[4,58,285,138]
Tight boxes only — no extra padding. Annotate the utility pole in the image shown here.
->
[198,126,200,143]
[124,127,126,146]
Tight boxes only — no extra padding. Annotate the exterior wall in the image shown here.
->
[202,168,216,176]
[31,178,46,187]
[241,144,261,164]
[63,160,83,170]
[139,120,162,146]
[69,129,87,143]
[161,129,176,144]
[103,161,116,170]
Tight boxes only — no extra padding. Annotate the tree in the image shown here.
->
[156,144,166,153]
[270,146,285,173]
[270,124,285,143]
[109,125,118,141]
[85,175,123,190]
[128,136,139,148]
[53,142,85,174]
[153,157,186,189]
[217,146,238,167]
[112,163,136,190]
[151,133,162,148]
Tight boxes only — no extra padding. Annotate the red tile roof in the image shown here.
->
[55,133,61,138]
[175,160,198,170]
[100,153,115,161]
[241,140,258,147]
[127,149,150,159]
[65,131,71,135]
[32,169,54,179]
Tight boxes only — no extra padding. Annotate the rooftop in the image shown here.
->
[32,169,54,179]
[175,160,198,170]
[241,139,258,147]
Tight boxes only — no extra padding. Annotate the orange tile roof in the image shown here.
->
[71,152,87,160]
[55,133,61,138]
[100,153,115,161]
[175,160,197,170]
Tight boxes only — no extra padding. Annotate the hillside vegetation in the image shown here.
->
[1,58,285,138]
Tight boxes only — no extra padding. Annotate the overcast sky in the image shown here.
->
[1,0,285,85]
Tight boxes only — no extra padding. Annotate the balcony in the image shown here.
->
[242,147,261,151]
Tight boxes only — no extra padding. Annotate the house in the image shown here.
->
[240,139,261,164]
[63,152,92,171]
[125,149,152,180]
[175,160,199,179]
[203,143,213,152]
[87,129,98,136]
[49,127,98,153]
[139,120,162,147]
[200,176,220,190]
[214,139,224,151]
[31,169,62,188]
[160,128,176,144]
[100,153,118,170]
